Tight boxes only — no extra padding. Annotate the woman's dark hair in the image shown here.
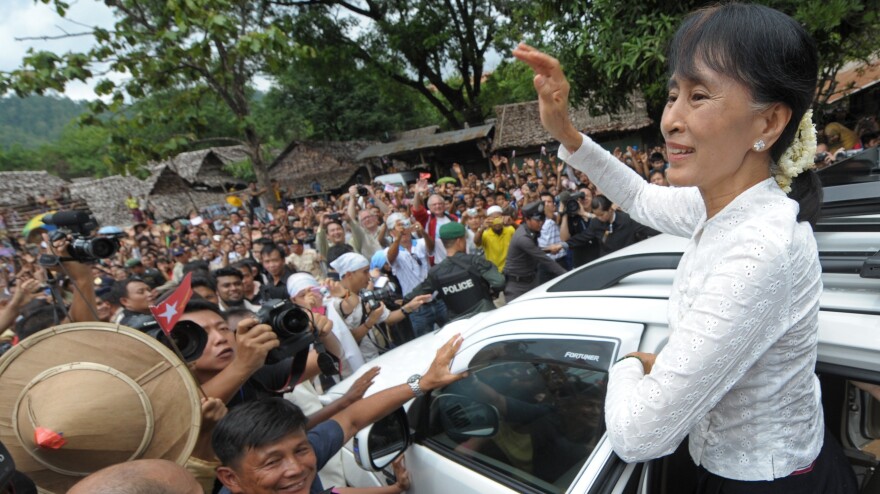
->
[669,3,822,225]
[212,397,308,467]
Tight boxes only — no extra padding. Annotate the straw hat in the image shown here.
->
[0,322,202,493]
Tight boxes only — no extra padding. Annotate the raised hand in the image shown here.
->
[512,43,583,152]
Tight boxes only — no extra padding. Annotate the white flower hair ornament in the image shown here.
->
[773,109,817,194]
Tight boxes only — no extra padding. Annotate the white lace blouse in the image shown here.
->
[560,135,824,481]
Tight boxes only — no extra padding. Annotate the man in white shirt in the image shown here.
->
[328,253,431,362]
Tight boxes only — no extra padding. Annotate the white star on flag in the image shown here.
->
[159,302,178,324]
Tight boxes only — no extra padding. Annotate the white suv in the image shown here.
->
[325,159,880,494]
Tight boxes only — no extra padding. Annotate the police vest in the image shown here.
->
[432,258,490,315]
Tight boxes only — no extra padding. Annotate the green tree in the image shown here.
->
[258,15,441,142]
[522,0,879,121]
[285,0,513,128]
[1,0,309,204]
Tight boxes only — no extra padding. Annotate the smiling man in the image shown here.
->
[212,335,465,494]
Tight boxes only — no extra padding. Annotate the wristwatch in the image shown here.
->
[407,374,424,397]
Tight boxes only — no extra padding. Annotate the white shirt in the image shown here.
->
[389,240,430,295]
[431,216,452,263]
[561,134,823,481]
[331,296,391,364]
[324,299,365,377]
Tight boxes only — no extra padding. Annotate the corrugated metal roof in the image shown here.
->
[357,124,494,160]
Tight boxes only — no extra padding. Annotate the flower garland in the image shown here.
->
[774,109,817,194]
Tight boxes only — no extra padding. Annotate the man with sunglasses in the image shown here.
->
[503,201,567,302]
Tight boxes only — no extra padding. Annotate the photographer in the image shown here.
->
[560,188,600,268]
[329,253,431,362]
[182,298,342,410]
[567,195,658,259]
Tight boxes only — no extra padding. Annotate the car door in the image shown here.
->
[403,318,645,494]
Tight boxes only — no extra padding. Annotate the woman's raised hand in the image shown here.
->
[512,43,583,153]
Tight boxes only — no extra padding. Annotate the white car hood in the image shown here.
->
[319,314,487,405]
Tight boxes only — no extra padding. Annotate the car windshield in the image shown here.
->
[426,339,612,493]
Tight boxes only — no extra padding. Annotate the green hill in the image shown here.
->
[0,95,88,150]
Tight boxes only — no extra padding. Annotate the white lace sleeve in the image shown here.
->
[604,227,797,462]
[558,134,705,238]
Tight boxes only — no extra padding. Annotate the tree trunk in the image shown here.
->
[245,128,277,209]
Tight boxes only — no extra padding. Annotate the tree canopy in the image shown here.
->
[526,0,880,121]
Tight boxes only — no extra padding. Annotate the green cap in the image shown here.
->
[124,258,142,268]
[439,222,466,240]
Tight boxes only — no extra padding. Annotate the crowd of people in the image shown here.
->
[2,17,880,489]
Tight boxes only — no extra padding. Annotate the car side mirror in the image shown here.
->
[431,393,500,438]
[353,407,410,471]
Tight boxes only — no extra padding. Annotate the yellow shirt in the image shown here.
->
[125,197,139,210]
[481,226,516,272]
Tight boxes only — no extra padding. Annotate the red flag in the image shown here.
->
[419,172,431,180]
[150,272,193,335]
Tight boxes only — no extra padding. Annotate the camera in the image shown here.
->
[256,299,313,364]
[527,182,538,192]
[814,152,829,164]
[124,314,208,363]
[43,211,119,263]
[357,186,370,197]
[566,192,586,216]
[327,212,341,222]
[360,278,398,311]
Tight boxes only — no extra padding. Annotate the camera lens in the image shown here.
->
[87,237,119,258]
[274,306,310,336]
[166,320,208,362]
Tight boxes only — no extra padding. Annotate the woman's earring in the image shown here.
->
[753,139,766,152]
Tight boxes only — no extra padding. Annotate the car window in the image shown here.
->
[425,338,614,493]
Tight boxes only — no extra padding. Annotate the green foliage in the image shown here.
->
[223,157,257,182]
[0,0,312,188]
[520,0,880,121]
[0,121,113,178]
[257,14,441,142]
[478,60,542,112]
[288,0,513,128]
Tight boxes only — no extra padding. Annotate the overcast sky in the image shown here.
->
[0,0,118,100]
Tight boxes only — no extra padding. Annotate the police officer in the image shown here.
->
[504,200,567,301]
[405,222,505,322]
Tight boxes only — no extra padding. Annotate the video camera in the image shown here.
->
[360,277,398,311]
[256,299,314,364]
[565,192,586,216]
[43,211,119,263]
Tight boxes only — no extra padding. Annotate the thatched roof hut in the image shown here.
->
[68,175,152,227]
[144,164,227,222]
[269,141,376,196]
[492,94,652,151]
[161,146,249,189]
[0,171,69,207]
